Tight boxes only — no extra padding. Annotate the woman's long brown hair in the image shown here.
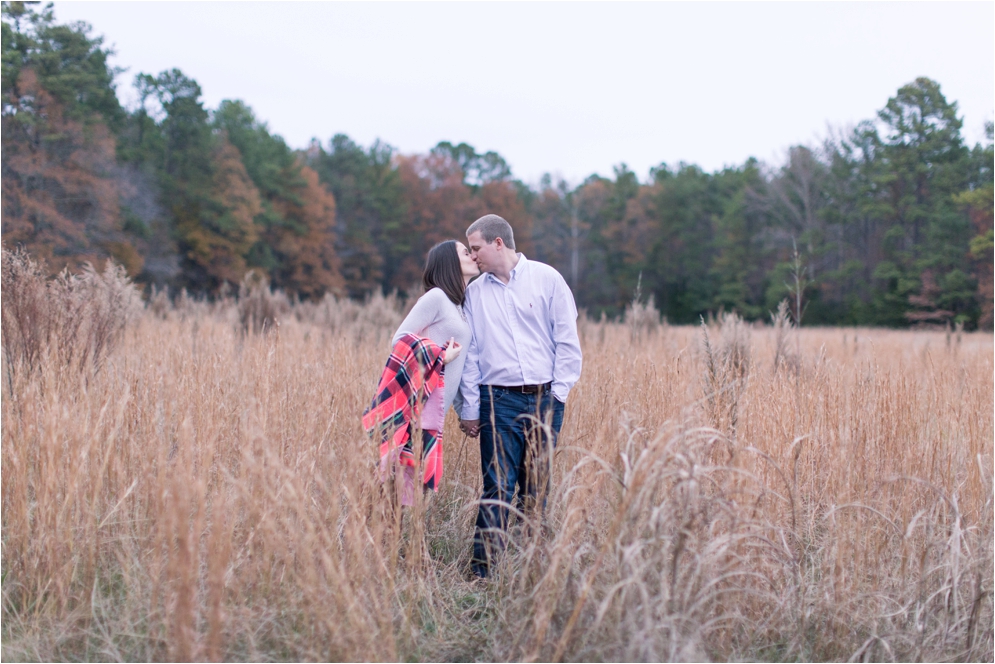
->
[423,240,466,306]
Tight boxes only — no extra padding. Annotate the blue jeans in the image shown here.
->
[472,386,565,577]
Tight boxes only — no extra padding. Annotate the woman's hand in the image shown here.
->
[442,337,462,365]
[460,419,480,438]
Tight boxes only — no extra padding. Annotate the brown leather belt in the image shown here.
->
[487,383,551,394]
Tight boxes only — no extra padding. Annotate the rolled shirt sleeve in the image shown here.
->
[550,274,582,403]
[459,301,483,421]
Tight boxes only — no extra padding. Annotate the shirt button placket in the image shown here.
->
[507,286,528,384]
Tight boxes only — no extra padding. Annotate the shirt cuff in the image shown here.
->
[461,400,480,421]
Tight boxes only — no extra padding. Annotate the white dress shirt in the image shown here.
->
[459,254,583,421]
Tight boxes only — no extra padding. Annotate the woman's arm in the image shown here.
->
[451,383,464,419]
[391,288,444,348]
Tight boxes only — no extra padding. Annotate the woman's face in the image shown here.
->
[457,242,480,280]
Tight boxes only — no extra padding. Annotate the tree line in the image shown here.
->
[3,3,992,328]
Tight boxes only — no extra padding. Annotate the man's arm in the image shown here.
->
[459,326,482,419]
[459,292,482,431]
[549,274,582,403]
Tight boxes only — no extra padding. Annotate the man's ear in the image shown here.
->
[493,237,504,250]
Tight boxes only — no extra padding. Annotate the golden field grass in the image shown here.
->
[2,263,993,661]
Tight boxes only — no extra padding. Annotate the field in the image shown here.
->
[2,259,993,662]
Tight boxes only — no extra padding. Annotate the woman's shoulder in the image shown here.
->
[409,287,456,318]
[420,287,452,305]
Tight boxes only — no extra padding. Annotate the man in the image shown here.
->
[459,214,583,578]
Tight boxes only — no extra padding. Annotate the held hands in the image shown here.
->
[442,337,462,365]
[460,419,480,438]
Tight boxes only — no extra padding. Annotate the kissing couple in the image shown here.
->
[363,214,583,579]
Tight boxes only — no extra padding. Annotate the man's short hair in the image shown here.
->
[466,214,515,251]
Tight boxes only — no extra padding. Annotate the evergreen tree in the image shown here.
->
[710,160,769,320]
[306,134,405,298]
[645,164,722,323]
[392,142,529,296]
[526,175,575,282]
[956,121,994,329]
[4,5,990,328]
[874,78,972,325]
[2,2,124,130]
[128,69,236,291]
[214,100,343,297]
[1,2,138,274]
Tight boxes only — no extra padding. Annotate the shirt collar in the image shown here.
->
[510,253,527,280]
[486,253,527,284]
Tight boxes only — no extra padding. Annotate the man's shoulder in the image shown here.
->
[465,277,485,295]
[523,257,567,285]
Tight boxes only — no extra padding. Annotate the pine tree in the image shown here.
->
[2,3,139,274]
[214,100,343,298]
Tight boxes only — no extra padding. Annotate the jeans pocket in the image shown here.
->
[482,387,506,404]
[550,396,565,432]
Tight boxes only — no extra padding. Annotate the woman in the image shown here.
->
[394,240,479,421]
[364,240,479,505]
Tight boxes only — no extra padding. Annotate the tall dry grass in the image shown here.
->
[2,254,992,661]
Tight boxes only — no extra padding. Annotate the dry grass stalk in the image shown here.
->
[237,271,290,335]
[1,247,141,382]
[771,298,799,376]
[623,274,663,342]
[700,312,752,438]
[1,259,992,662]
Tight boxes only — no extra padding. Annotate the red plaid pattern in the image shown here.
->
[362,333,445,490]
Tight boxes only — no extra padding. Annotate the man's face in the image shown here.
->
[466,231,501,274]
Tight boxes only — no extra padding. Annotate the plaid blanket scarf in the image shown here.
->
[362,333,445,490]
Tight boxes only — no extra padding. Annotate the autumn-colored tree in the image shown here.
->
[393,151,472,289]
[2,2,124,130]
[597,165,654,310]
[393,144,531,294]
[126,70,256,291]
[306,135,404,298]
[266,163,343,299]
[964,186,994,329]
[561,176,610,311]
[476,180,533,256]
[214,100,343,298]
[427,142,531,256]
[7,4,994,330]
[525,176,574,280]
[173,135,260,285]
[956,122,994,329]
[1,68,139,273]
[1,3,142,274]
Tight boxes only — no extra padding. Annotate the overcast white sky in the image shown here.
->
[52,1,994,185]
